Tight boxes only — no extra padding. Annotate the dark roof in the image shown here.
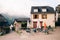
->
[58,4,60,6]
[56,5,60,13]
[31,6,55,14]
[15,18,30,22]
[56,5,60,8]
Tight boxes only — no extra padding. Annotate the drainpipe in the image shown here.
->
[37,19,40,28]
[56,12,58,22]
[27,20,29,28]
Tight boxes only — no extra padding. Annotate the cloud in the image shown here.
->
[0,0,27,15]
[0,0,60,17]
[56,0,60,3]
[25,0,58,14]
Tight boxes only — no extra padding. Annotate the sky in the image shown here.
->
[0,0,60,17]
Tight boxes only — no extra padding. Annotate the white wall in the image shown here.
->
[31,13,55,28]
[56,12,58,21]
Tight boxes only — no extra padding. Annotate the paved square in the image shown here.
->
[0,27,60,40]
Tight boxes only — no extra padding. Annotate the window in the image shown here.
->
[42,9,46,12]
[42,14,47,19]
[34,9,38,12]
[33,14,39,19]
[58,10,60,13]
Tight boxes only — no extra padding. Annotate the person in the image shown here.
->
[40,22,43,32]
[44,22,47,30]
[48,25,53,31]
[10,24,13,32]
[33,26,37,33]
[37,26,41,32]
[44,22,49,34]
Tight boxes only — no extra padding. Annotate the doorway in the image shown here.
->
[33,21,37,28]
[21,21,27,29]
[40,21,43,27]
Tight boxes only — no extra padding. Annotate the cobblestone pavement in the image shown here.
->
[0,27,60,40]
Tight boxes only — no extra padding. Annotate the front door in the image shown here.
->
[40,21,43,27]
[33,21,37,28]
[21,21,27,29]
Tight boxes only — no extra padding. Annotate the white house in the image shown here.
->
[30,6,55,28]
[14,18,30,30]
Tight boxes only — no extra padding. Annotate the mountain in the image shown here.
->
[0,13,14,25]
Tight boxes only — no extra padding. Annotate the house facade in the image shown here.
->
[55,5,60,26]
[14,18,30,31]
[30,6,55,28]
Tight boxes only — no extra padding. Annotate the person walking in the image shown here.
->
[44,22,47,30]
[10,24,13,32]
[44,22,49,34]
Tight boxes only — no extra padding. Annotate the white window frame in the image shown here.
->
[34,9,38,12]
[42,9,46,12]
